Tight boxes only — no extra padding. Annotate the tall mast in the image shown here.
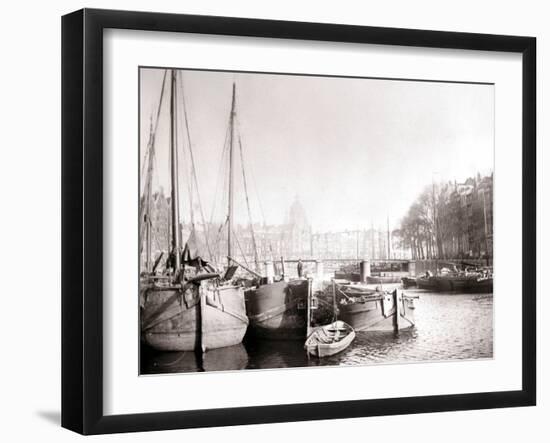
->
[145,116,153,272]
[169,70,181,271]
[227,83,236,267]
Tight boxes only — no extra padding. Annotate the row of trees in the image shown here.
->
[396,173,493,261]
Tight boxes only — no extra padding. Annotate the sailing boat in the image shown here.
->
[245,278,310,340]
[200,81,310,341]
[140,70,248,352]
[336,283,417,331]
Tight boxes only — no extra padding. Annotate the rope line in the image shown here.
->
[237,124,260,272]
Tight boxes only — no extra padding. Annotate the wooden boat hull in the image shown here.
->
[442,276,493,293]
[416,276,437,290]
[334,272,360,282]
[245,279,309,340]
[338,291,416,332]
[419,275,493,293]
[465,277,493,293]
[305,320,356,357]
[433,276,453,291]
[401,277,417,288]
[366,275,402,284]
[141,282,248,352]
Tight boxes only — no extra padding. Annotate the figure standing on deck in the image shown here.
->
[297,259,303,278]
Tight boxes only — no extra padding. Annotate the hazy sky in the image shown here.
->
[139,68,494,232]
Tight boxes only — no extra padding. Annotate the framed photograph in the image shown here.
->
[62,8,536,435]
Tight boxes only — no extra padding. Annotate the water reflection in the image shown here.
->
[141,291,493,374]
[243,339,307,369]
[141,343,249,373]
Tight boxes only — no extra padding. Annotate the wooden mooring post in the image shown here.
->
[393,289,401,332]
[360,260,371,282]
[306,278,312,338]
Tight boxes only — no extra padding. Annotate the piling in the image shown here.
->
[393,289,401,332]
[265,260,274,284]
[280,257,286,280]
[360,260,371,282]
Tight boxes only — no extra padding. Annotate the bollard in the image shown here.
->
[393,289,401,332]
[360,260,371,282]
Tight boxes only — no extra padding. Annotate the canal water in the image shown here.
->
[140,290,493,375]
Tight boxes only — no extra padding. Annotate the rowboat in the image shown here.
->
[304,320,356,358]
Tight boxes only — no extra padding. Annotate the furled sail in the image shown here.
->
[182,228,200,262]
[182,227,213,270]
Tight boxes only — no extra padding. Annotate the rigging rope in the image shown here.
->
[208,124,231,243]
[140,69,168,188]
[140,70,168,256]
[178,74,214,262]
[140,140,150,193]
[172,71,182,254]
[248,154,275,261]
[237,125,260,272]
[208,118,232,265]
[175,87,195,228]
[213,216,229,264]
[232,227,250,269]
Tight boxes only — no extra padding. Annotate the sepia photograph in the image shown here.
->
[56,5,538,437]
[138,67,494,375]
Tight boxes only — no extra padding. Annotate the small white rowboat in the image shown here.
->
[304,320,356,358]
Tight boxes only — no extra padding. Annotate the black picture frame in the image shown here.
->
[61,8,536,435]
